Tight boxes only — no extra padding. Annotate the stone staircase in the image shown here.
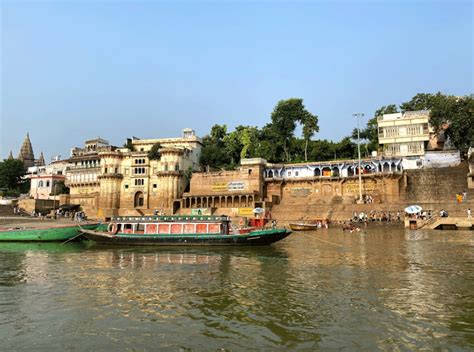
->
[269,162,474,224]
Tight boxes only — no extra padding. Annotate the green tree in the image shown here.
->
[240,126,259,159]
[400,93,438,112]
[123,138,136,151]
[443,95,474,154]
[223,126,244,167]
[352,104,398,153]
[270,98,318,162]
[147,143,162,160]
[50,180,70,195]
[0,159,29,195]
[302,113,319,161]
[375,104,399,117]
[401,92,474,154]
[200,124,231,169]
[308,139,336,161]
[334,137,357,160]
[255,124,282,163]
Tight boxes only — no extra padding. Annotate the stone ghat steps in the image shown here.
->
[270,201,474,222]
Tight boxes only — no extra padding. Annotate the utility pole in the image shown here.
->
[353,113,364,203]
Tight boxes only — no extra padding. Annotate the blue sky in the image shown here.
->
[1,0,472,161]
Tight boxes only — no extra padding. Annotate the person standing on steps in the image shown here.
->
[468,208,472,219]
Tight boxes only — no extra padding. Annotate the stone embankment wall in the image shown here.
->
[17,199,58,214]
[270,161,474,224]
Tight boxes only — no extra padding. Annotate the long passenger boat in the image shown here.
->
[79,215,291,246]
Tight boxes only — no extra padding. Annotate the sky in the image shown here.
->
[1,0,472,162]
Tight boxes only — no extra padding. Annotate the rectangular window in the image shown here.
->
[125,184,129,189]
[153,184,157,188]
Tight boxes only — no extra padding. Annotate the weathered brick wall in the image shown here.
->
[405,162,471,203]
[266,175,401,205]
[188,167,262,196]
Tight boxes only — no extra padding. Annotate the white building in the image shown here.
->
[28,159,69,200]
[377,110,431,157]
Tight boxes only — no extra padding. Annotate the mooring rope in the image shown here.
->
[293,230,347,248]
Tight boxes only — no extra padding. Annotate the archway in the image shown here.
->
[348,166,355,177]
[134,191,144,207]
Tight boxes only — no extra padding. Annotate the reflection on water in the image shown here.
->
[0,228,473,350]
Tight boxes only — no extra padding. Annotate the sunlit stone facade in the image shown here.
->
[97,129,203,219]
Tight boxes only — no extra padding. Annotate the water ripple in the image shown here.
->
[0,229,473,350]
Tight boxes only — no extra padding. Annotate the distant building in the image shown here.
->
[60,129,203,218]
[377,111,432,157]
[97,129,202,218]
[27,157,68,200]
[29,173,66,200]
[63,138,116,214]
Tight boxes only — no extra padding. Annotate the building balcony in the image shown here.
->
[156,170,183,177]
[66,166,101,172]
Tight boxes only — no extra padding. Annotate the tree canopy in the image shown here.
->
[0,159,29,196]
[199,92,472,170]
[147,143,162,160]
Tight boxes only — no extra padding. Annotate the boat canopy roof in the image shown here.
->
[111,215,230,223]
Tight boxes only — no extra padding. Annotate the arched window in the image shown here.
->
[46,181,50,187]
[38,181,44,187]
[134,191,144,207]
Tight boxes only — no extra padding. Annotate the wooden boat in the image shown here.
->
[0,222,100,242]
[289,223,319,231]
[80,215,291,246]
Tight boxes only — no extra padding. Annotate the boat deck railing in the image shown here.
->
[112,215,230,223]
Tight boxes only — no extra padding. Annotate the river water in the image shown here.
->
[1,227,473,351]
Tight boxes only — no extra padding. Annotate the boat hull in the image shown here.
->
[289,223,319,231]
[0,223,100,242]
[80,228,291,246]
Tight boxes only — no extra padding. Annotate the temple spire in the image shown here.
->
[8,150,14,160]
[18,132,35,168]
[36,151,45,166]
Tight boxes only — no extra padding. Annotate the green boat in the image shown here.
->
[80,215,291,246]
[0,222,100,242]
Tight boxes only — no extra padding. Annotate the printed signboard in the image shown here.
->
[238,208,254,217]
[212,181,247,192]
[345,183,376,194]
[191,208,212,216]
[290,187,312,197]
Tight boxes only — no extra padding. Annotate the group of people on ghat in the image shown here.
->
[352,210,402,223]
[54,209,87,221]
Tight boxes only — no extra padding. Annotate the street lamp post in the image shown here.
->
[353,113,364,203]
